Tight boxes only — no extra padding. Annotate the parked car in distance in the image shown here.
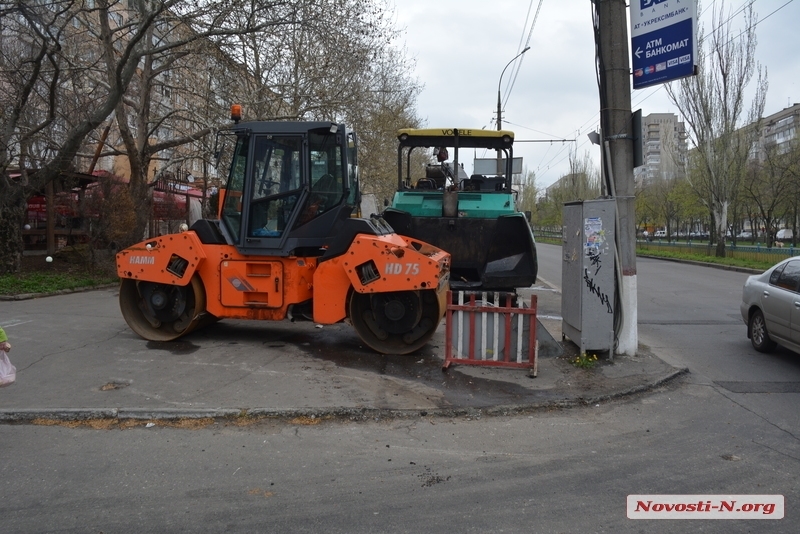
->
[741,257,800,354]
[654,230,666,238]
[776,229,793,241]
[736,231,753,239]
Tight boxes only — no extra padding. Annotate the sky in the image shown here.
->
[391,0,800,191]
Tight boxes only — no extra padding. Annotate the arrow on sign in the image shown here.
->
[634,47,643,59]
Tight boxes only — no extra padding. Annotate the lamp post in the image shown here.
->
[496,46,530,131]
[496,47,530,177]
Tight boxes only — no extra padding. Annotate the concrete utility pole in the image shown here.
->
[596,0,637,356]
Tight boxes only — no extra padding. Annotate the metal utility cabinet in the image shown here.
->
[561,199,616,353]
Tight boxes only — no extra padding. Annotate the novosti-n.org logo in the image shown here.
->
[627,495,784,519]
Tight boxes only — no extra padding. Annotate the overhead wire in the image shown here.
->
[506,0,793,188]
[535,82,665,179]
[534,2,683,178]
[715,0,794,47]
[535,0,793,188]
[500,0,535,109]
[502,0,544,109]
[484,0,544,164]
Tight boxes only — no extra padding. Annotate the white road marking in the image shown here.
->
[0,320,33,328]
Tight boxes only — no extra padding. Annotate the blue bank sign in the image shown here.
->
[630,0,697,90]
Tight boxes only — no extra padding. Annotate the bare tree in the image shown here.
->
[0,0,291,272]
[517,169,538,218]
[223,0,423,205]
[635,185,656,234]
[744,145,792,247]
[770,137,800,247]
[0,0,79,272]
[745,140,798,247]
[345,45,424,205]
[89,0,418,243]
[536,149,600,226]
[226,0,397,121]
[666,1,767,256]
[651,174,680,238]
[109,2,296,242]
[673,177,706,237]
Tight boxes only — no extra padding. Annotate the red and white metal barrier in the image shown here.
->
[444,290,538,375]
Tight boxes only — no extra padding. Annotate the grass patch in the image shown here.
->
[636,247,772,271]
[570,352,599,369]
[0,271,117,296]
[533,234,773,271]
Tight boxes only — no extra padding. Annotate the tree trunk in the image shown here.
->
[713,201,728,257]
[128,178,151,243]
[0,188,26,274]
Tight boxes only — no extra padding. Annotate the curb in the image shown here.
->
[0,283,118,301]
[636,254,763,274]
[0,367,689,424]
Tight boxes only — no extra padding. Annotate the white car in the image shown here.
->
[741,257,800,354]
[654,230,666,238]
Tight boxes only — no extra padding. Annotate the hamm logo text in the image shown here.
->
[129,256,155,265]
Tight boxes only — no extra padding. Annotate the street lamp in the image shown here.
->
[496,46,530,131]
[495,47,530,177]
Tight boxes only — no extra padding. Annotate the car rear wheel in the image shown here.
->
[749,309,777,353]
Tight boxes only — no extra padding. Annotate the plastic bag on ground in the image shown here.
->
[0,350,16,387]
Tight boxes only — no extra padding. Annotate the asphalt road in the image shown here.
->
[2,382,796,533]
[2,245,798,532]
[536,242,800,437]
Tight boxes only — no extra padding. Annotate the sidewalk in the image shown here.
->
[0,280,686,423]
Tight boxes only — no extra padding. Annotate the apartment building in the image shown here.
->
[751,103,799,160]
[633,112,688,186]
